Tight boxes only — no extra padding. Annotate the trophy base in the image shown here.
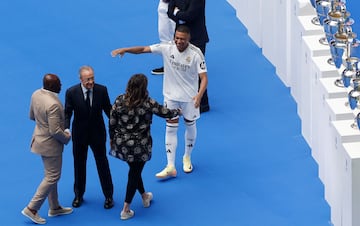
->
[351,121,359,130]
[327,58,334,66]
[319,37,328,46]
[311,16,320,26]
[334,79,345,88]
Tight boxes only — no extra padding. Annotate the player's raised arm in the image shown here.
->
[111,46,152,58]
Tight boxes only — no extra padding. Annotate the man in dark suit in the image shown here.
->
[65,65,114,209]
[167,0,210,113]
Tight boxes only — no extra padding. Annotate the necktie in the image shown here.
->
[86,90,91,108]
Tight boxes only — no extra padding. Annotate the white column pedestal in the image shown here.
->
[320,98,354,206]
[340,142,360,226]
[330,121,360,226]
[290,17,324,106]
[298,35,331,147]
[311,56,342,163]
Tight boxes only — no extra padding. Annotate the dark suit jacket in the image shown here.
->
[167,0,209,47]
[65,83,111,146]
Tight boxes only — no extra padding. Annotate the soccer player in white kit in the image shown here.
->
[111,25,208,179]
[151,0,176,75]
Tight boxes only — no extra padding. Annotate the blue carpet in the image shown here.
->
[0,0,336,225]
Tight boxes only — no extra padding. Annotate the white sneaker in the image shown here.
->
[142,192,153,208]
[48,206,73,217]
[120,209,134,220]
[183,156,193,173]
[21,207,46,224]
[155,165,177,179]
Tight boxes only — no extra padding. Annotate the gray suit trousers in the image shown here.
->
[28,155,62,211]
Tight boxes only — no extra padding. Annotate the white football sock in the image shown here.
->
[184,120,197,158]
[165,122,178,167]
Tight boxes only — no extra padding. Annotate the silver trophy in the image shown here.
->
[350,107,360,130]
[333,31,360,87]
[356,112,360,130]
[332,8,360,87]
[324,12,341,65]
[345,71,360,129]
[311,0,320,25]
[341,57,360,88]
[330,37,345,70]
[348,89,360,110]
[323,1,351,65]
[315,0,332,45]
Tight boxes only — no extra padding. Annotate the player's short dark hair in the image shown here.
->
[176,25,191,35]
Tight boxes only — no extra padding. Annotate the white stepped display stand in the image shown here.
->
[227,1,360,225]
[330,120,360,226]
[299,34,331,147]
[290,16,324,106]
[322,99,354,209]
[340,142,360,226]
[310,56,342,165]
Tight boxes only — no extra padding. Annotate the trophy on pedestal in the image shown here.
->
[341,57,360,88]
[347,88,360,129]
[331,7,360,87]
[348,88,360,110]
[333,30,360,87]
[315,0,332,45]
[355,112,360,130]
[344,59,360,129]
[311,0,320,25]
[323,0,351,65]
[330,22,347,77]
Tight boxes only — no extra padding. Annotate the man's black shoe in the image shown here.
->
[151,67,164,75]
[72,197,83,208]
[104,197,114,209]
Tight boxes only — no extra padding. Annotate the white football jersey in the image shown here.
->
[150,42,207,102]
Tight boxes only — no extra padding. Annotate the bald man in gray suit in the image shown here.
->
[22,73,73,225]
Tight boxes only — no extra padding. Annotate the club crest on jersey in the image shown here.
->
[200,61,206,70]
[186,56,191,63]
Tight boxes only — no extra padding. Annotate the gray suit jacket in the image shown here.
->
[30,88,70,156]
